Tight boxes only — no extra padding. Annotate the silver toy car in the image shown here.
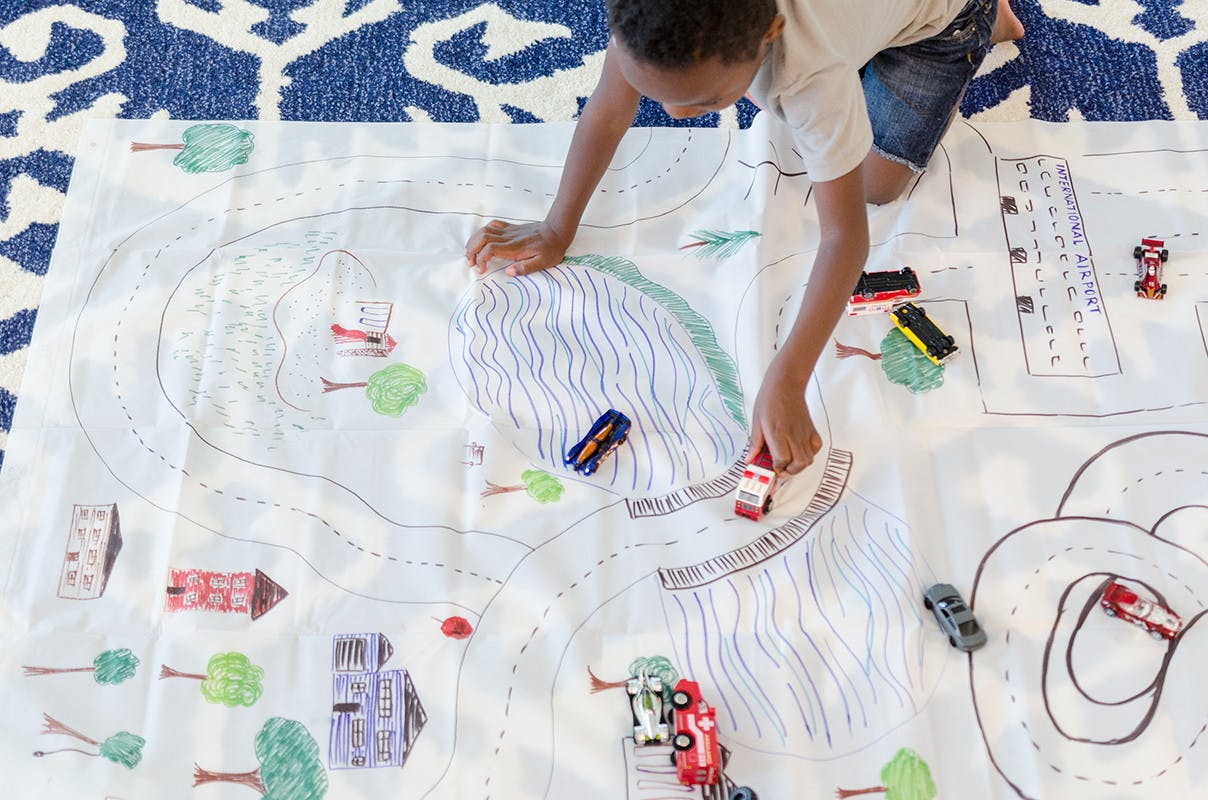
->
[923,583,986,651]
[627,671,670,745]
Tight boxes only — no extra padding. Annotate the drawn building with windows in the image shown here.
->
[57,503,123,600]
[163,567,289,620]
[329,632,426,770]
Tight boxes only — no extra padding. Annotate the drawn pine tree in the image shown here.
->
[130,123,255,174]
[193,717,327,799]
[23,648,140,685]
[836,747,936,800]
[679,229,760,259]
[481,469,565,502]
[320,362,427,417]
[160,652,265,707]
[34,713,146,769]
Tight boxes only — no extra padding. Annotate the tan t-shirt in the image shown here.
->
[746,0,969,182]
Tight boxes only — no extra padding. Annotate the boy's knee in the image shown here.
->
[861,151,916,205]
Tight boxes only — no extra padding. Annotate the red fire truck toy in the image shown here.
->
[1133,238,1168,299]
[669,679,722,786]
[847,267,922,315]
[734,445,780,521]
[1099,581,1182,640]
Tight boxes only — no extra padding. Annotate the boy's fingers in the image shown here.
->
[506,256,543,277]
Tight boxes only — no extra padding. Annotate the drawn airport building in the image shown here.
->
[329,632,427,770]
[57,503,123,600]
[163,567,289,619]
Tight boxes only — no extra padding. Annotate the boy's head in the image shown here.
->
[606,0,779,68]
[606,0,782,119]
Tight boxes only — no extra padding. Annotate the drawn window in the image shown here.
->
[96,509,107,521]
[87,549,98,565]
[335,638,368,672]
[232,575,247,589]
[351,681,367,695]
[66,551,79,562]
[66,570,77,585]
[186,573,201,584]
[91,529,102,543]
[351,755,365,767]
[207,593,224,606]
[210,575,229,588]
[378,677,394,717]
[77,527,87,540]
[376,730,392,760]
[184,591,198,604]
[230,593,247,607]
[83,574,93,590]
[351,719,365,748]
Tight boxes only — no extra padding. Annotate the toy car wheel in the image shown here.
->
[1102,605,1116,617]
[1150,629,1166,641]
[730,788,758,800]
[948,635,957,648]
[1133,246,1143,260]
[917,306,928,317]
[862,291,875,300]
[673,732,694,751]
[923,595,934,611]
[1134,281,1142,293]
[1160,284,1167,295]
[671,690,692,710]
[670,752,678,767]
[762,496,773,514]
[1160,249,1169,262]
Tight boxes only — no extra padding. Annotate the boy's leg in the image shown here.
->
[991,0,1024,44]
[860,0,998,204]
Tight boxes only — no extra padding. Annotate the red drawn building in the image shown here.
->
[164,567,288,620]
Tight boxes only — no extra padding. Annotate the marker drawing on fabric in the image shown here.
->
[130,123,255,174]
[833,331,946,394]
[331,300,396,358]
[34,714,146,769]
[836,748,936,799]
[23,648,140,685]
[678,230,761,260]
[193,717,327,797]
[328,633,427,770]
[57,503,122,600]
[160,652,265,707]
[587,655,678,694]
[481,469,565,502]
[319,363,428,417]
[164,567,289,620]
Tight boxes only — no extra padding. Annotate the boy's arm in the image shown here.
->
[749,163,869,474]
[466,43,641,276]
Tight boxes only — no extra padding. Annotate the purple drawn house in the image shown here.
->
[329,632,426,770]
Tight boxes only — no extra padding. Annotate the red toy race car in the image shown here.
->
[1133,238,1168,299]
[669,679,722,786]
[734,445,781,521]
[1100,580,1182,640]
[847,267,922,316]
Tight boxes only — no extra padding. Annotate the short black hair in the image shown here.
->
[606,0,778,68]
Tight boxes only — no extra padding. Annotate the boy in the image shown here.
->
[465,0,1023,476]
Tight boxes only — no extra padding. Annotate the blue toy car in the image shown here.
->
[565,410,630,476]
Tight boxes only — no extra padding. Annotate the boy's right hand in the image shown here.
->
[465,219,570,277]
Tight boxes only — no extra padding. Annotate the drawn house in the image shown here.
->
[163,567,288,620]
[57,503,122,600]
[329,632,427,770]
[331,300,396,357]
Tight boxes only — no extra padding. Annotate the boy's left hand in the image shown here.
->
[747,366,822,475]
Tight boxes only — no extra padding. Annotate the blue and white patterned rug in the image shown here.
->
[2,0,1206,470]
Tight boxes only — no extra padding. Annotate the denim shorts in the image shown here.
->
[861,0,997,172]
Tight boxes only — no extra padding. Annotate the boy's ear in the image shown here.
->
[764,14,786,45]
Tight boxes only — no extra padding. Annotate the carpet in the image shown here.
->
[2,0,1207,470]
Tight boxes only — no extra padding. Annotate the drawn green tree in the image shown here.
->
[834,331,943,394]
[160,652,265,707]
[588,654,678,694]
[679,229,761,259]
[481,469,565,503]
[130,123,255,174]
[193,717,327,799]
[34,713,145,769]
[320,363,428,417]
[836,747,936,800]
[23,648,140,685]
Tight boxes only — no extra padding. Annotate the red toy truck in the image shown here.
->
[669,679,722,786]
[1133,238,1168,299]
[734,445,780,521]
[847,267,922,315]
[1099,581,1182,640]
